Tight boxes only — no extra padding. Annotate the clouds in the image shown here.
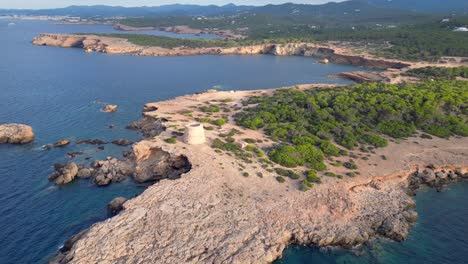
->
[0,0,343,9]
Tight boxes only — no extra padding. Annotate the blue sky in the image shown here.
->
[0,0,343,9]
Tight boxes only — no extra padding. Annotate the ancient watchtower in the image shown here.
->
[184,123,206,145]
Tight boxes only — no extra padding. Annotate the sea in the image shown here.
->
[0,18,466,264]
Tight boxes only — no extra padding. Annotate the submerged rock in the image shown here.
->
[111,139,134,146]
[107,197,127,214]
[102,105,117,113]
[76,139,107,145]
[48,162,79,185]
[0,124,34,144]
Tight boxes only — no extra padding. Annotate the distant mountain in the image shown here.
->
[364,0,468,13]
[1,0,467,19]
[0,4,253,17]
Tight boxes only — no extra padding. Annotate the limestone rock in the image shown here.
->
[102,105,117,113]
[48,162,79,185]
[111,139,134,146]
[378,214,409,241]
[53,139,71,148]
[107,197,127,214]
[0,124,34,144]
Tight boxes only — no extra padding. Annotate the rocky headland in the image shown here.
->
[32,34,468,84]
[32,34,409,70]
[49,88,468,264]
[0,123,35,144]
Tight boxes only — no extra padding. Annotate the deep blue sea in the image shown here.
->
[0,19,466,264]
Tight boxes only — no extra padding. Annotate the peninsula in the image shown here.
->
[50,80,468,263]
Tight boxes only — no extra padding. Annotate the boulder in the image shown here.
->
[53,139,71,148]
[48,162,79,185]
[420,168,436,183]
[378,214,409,241]
[111,139,134,146]
[126,116,166,138]
[107,197,127,214]
[102,105,117,113]
[76,139,107,145]
[77,168,94,179]
[0,124,34,144]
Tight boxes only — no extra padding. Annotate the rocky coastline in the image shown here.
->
[32,34,410,70]
[48,89,468,264]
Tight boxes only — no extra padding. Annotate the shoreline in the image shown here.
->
[49,87,468,263]
[113,23,246,40]
[31,33,468,84]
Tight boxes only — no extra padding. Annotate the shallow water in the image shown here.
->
[0,19,362,263]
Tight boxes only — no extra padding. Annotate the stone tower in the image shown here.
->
[183,123,206,145]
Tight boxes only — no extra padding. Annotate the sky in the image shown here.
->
[0,0,343,9]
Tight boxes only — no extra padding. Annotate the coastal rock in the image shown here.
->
[76,168,94,179]
[142,104,158,112]
[132,141,191,183]
[102,105,117,113]
[420,168,436,183]
[378,214,409,241]
[0,124,35,144]
[53,139,71,148]
[67,151,84,159]
[48,162,79,185]
[32,34,411,70]
[126,116,166,138]
[111,139,134,146]
[91,158,133,186]
[107,197,127,214]
[76,139,107,145]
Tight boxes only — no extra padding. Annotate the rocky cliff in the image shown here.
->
[48,90,468,264]
[32,34,410,70]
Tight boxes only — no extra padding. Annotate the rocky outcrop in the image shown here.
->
[32,34,411,70]
[107,197,128,214]
[408,167,468,194]
[0,124,34,144]
[102,104,117,113]
[75,139,107,145]
[111,139,134,146]
[48,162,79,185]
[48,141,192,186]
[126,116,166,138]
[53,139,71,148]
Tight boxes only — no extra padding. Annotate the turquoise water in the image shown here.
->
[277,182,468,264]
[0,19,361,263]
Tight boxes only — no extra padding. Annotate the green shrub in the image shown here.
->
[276,176,285,183]
[306,171,321,183]
[343,161,358,170]
[377,121,415,138]
[211,118,227,126]
[361,134,388,148]
[164,137,177,144]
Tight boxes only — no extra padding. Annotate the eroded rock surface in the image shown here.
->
[0,124,34,144]
[48,162,79,185]
[32,34,410,70]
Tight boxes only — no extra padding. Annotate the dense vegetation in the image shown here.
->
[404,66,468,80]
[235,81,468,168]
[92,33,249,49]
[118,11,468,61]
